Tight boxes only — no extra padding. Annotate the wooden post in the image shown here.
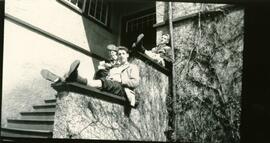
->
[168,1,176,141]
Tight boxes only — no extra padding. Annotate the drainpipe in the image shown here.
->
[168,1,176,141]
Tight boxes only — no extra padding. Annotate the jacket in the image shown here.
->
[120,63,140,106]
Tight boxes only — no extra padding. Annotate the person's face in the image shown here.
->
[110,51,118,61]
[159,35,170,44]
[118,50,129,64]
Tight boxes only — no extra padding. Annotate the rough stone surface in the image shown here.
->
[156,2,225,24]
[157,3,243,142]
[53,59,169,141]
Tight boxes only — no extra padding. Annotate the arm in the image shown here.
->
[121,64,140,88]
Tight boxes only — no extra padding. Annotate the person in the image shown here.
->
[65,46,140,107]
[132,33,172,67]
[52,44,119,83]
[94,44,119,80]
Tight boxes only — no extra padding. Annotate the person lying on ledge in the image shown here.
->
[63,46,140,108]
[94,44,120,80]
[132,33,172,67]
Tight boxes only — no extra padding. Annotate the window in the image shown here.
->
[60,0,110,27]
[126,12,156,32]
[87,0,110,26]
[61,0,86,12]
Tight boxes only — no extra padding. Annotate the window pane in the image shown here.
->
[78,0,84,9]
[95,0,102,19]
[89,0,96,16]
[101,6,107,23]
[70,0,77,5]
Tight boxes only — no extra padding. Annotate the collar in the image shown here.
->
[119,62,130,70]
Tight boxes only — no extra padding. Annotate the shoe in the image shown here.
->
[41,69,63,83]
[132,33,145,53]
[65,60,80,82]
[136,33,144,44]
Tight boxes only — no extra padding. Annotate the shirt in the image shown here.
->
[106,63,129,82]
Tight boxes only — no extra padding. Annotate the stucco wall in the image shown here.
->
[5,0,118,57]
[156,2,243,142]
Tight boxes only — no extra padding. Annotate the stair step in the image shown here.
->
[7,119,54,130]
[44,99,56,103]
[1,139,16,142]
[33,104,56,109]
[20,111,55,120]
[33,104,56,112]
[1,127,52,138]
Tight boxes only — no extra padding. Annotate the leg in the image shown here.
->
[132,33,145,53]
[94,69,109,80]
[86,79,102,88]
[99,79,126,97]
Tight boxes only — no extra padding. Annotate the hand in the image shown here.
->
[104,63,112,68]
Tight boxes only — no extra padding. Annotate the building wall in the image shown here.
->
[156,2,243,142]
[2,0,119,126]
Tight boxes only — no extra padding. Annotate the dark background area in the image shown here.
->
[0,0,270,143]
[241,2,270,143]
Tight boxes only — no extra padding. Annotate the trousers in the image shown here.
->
[100,78,126,97]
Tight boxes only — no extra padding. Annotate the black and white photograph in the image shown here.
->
[0,0,247,142]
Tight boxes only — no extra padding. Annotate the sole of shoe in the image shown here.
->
[136,33,144,44]
[41,69,60,82]
[66,60,80,78]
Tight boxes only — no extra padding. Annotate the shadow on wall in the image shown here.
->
[82,16,117,72]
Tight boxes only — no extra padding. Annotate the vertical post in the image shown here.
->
[168,1,176,141]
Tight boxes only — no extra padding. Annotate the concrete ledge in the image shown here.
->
[133,52,172,76]
[51,82,127,106]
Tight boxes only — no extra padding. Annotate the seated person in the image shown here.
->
[64,46,140,107]
[94,44,119,80]
[132,33,172,67]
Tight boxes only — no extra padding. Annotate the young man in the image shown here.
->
[65,46,140,107]
[94,44,119,79]
[132,33,172,67]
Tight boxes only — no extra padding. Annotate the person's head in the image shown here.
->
[117,46,129,64]
[159,34,170,45]
[107,44,118,61]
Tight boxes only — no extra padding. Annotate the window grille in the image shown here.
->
[126,12,156,33]
[60,0,110,27]
[87,0,110,25]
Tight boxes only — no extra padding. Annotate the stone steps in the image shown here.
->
[20,111,55,120]
[1,127,52,138]
[7,119,54,130]
[44,99,56,104]
[1,98,57,139]
[32,104,56,112]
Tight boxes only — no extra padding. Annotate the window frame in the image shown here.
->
[58,0,111,31]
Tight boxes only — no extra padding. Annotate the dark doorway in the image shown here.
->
[121,8,156,51]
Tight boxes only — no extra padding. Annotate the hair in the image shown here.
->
[162,34,171,46]
[118,46,129,53]
[107,44,118,52]
[163,34,170,39]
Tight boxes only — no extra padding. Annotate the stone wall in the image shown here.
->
[53,58,169,141]
[156,3,244,142]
